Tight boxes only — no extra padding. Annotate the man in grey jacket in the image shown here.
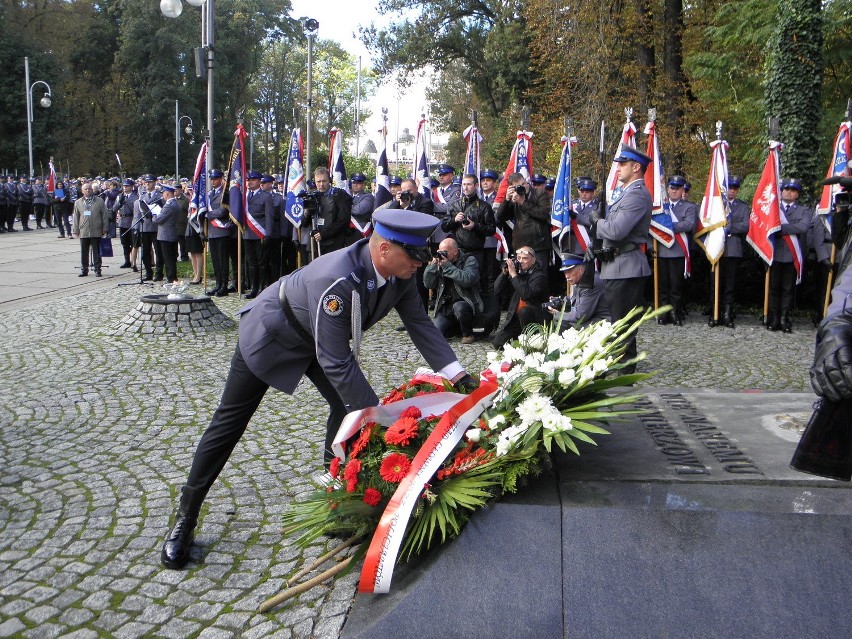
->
[424,237,484,343]
[154,185,180,283]
[72,182,110,277]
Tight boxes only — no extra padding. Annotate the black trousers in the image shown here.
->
[658,257,685,312]
[6,203,18,229]
[153,237,165,278]
[267,237,282,284]
[119,227,133,263]
[159,240,178,282]
[209,237,230,292]
[184,344,348,494]
[603,276,647,369]
[492,304,547,349]
[243,239,269,292]
[79,237,102,274]
[140,232,156,277]
[768,261,796,319]
[34,204,47,226]
[435,300,476,338]
[18,202,32,229]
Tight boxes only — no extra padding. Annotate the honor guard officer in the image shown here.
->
[589,144,653,372]
[656,175,697,325]
[5,175,19,231]
[0,175,8,233]
[260,174,283,282]
[33,177,50,228]
[243,170,275,298]
[276,175,298,276]
[548,252,610,329]
[767,177,811,333]
[17,175,34,231]
[160,208,478,569]
[136,175,163,281]
[114,178,138,269]
[713,174,750,327]
[531,173,548,193]
[205,169,234,297]
[480,169,498,206]
[347,172,374,245]
[568,177,599,253]
[153,184,180,283]
[432,164,461,223]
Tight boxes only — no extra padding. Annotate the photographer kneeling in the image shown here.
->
[491,246,550,348]
[547,253,611,330]
[423,238,484,344]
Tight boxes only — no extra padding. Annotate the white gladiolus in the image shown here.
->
[558,368,577,386]
[465,428,482,443]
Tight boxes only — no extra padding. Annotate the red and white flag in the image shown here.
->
[494,130,533,205]
[747,142,783,265]
[695,139,730,265]
[606,121,637,204]
[48,160,56,194]
[817,119,851,236]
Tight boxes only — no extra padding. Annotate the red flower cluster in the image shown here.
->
[349,422,379,458]
[436,441,492,480]
[380,380,445,405]
[384,416,420,446]
[343,458,362,493]
[329,456,341,479]
[363,487,382,507]
[380,453,412,483]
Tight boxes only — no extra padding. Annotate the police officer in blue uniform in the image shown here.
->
[136,175,163,281]
[590,144,653,372]
[260,174,283,284]
[17,176,34,231]
[5,175,19,231]
[767,177,811,333]
[0,175,8,233]
[657,175,697,325]
[154,184,180,282]
[432,164,461,221]
[713,175,750,327]
[204,170,234,297]
[243,170,275,298]
[160,209,478,569]
[346,172,374,246]
[548,252,610,329]
[114,178,138,269]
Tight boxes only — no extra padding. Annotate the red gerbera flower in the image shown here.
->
[379,453,412,483]
[384,416,420,446]
[329,457,341,479]
[400,406,422,420]
[363,487,382,506]
[343,458,361,482]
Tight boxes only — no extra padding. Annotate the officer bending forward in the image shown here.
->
[161,210,477,569]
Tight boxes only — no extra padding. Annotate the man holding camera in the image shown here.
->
[547,253,610,329]
[496,172,553,269]
[589,144,653,372]
[301,166,353,259]
[423,238,484,344]
[491,246,550,348]
[388,178,436,310]
[441,174,496,293]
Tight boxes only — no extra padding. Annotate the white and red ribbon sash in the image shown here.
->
[356,381,498,593]
[778,206,804,283]
[244,192,267,239]
[349,217,372,237]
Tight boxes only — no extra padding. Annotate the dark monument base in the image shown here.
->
[341,391,851,639]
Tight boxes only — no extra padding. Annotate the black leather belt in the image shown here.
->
[278,281,314,345]
[613,243,638,256]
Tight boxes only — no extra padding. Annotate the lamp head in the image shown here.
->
[39,95,51,108]
[185,0,205,6]
[184,125,193,135]
[160,0,183,18]
[303,18,319,34]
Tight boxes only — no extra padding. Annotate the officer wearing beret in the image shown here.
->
[243,170,276,298]
[205,169,234,296]
[161,209,477,569]
[346,172,374,246]
[712,175,750,327]
[590,144,652,372]
[768,178,811,333]
[657,175,698,325]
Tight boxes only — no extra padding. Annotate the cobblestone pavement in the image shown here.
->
[0,276,816,638]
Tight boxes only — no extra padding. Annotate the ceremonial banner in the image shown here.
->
[413,117,431,199]
[645,119,674,248]
[374,128,392,210]
[695,139,730,265]
[47,160,56,194]
[494,130,533,204]
[817,119,851,234]
[222,123,248,228]
[188,143,208,234]
[747,142,783,265]
[462,123,482,195]
[551,135,584,251]
[328,127,350,194]
[606,121,637,204]
[284,128,306,227]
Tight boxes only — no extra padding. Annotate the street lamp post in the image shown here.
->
[303,18,318,180]
[175,100,193,180]
[162,0,213,179]
[24,56,52,179]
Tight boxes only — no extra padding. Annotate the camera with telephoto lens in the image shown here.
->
[399,191,412,205]
[298,189,323,214]
[543,296,568,311]
[512,185,526,199]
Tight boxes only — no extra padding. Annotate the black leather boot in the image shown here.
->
[781,312,793,334]
[722,304,734,328]
[161,486,206,569]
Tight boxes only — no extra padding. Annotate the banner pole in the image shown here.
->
[823,244,836,318]
[653,239,659,309]
[763,266,771,323]
[203,219,208,291]
[238,227,243,296]
[713,265,720,323]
